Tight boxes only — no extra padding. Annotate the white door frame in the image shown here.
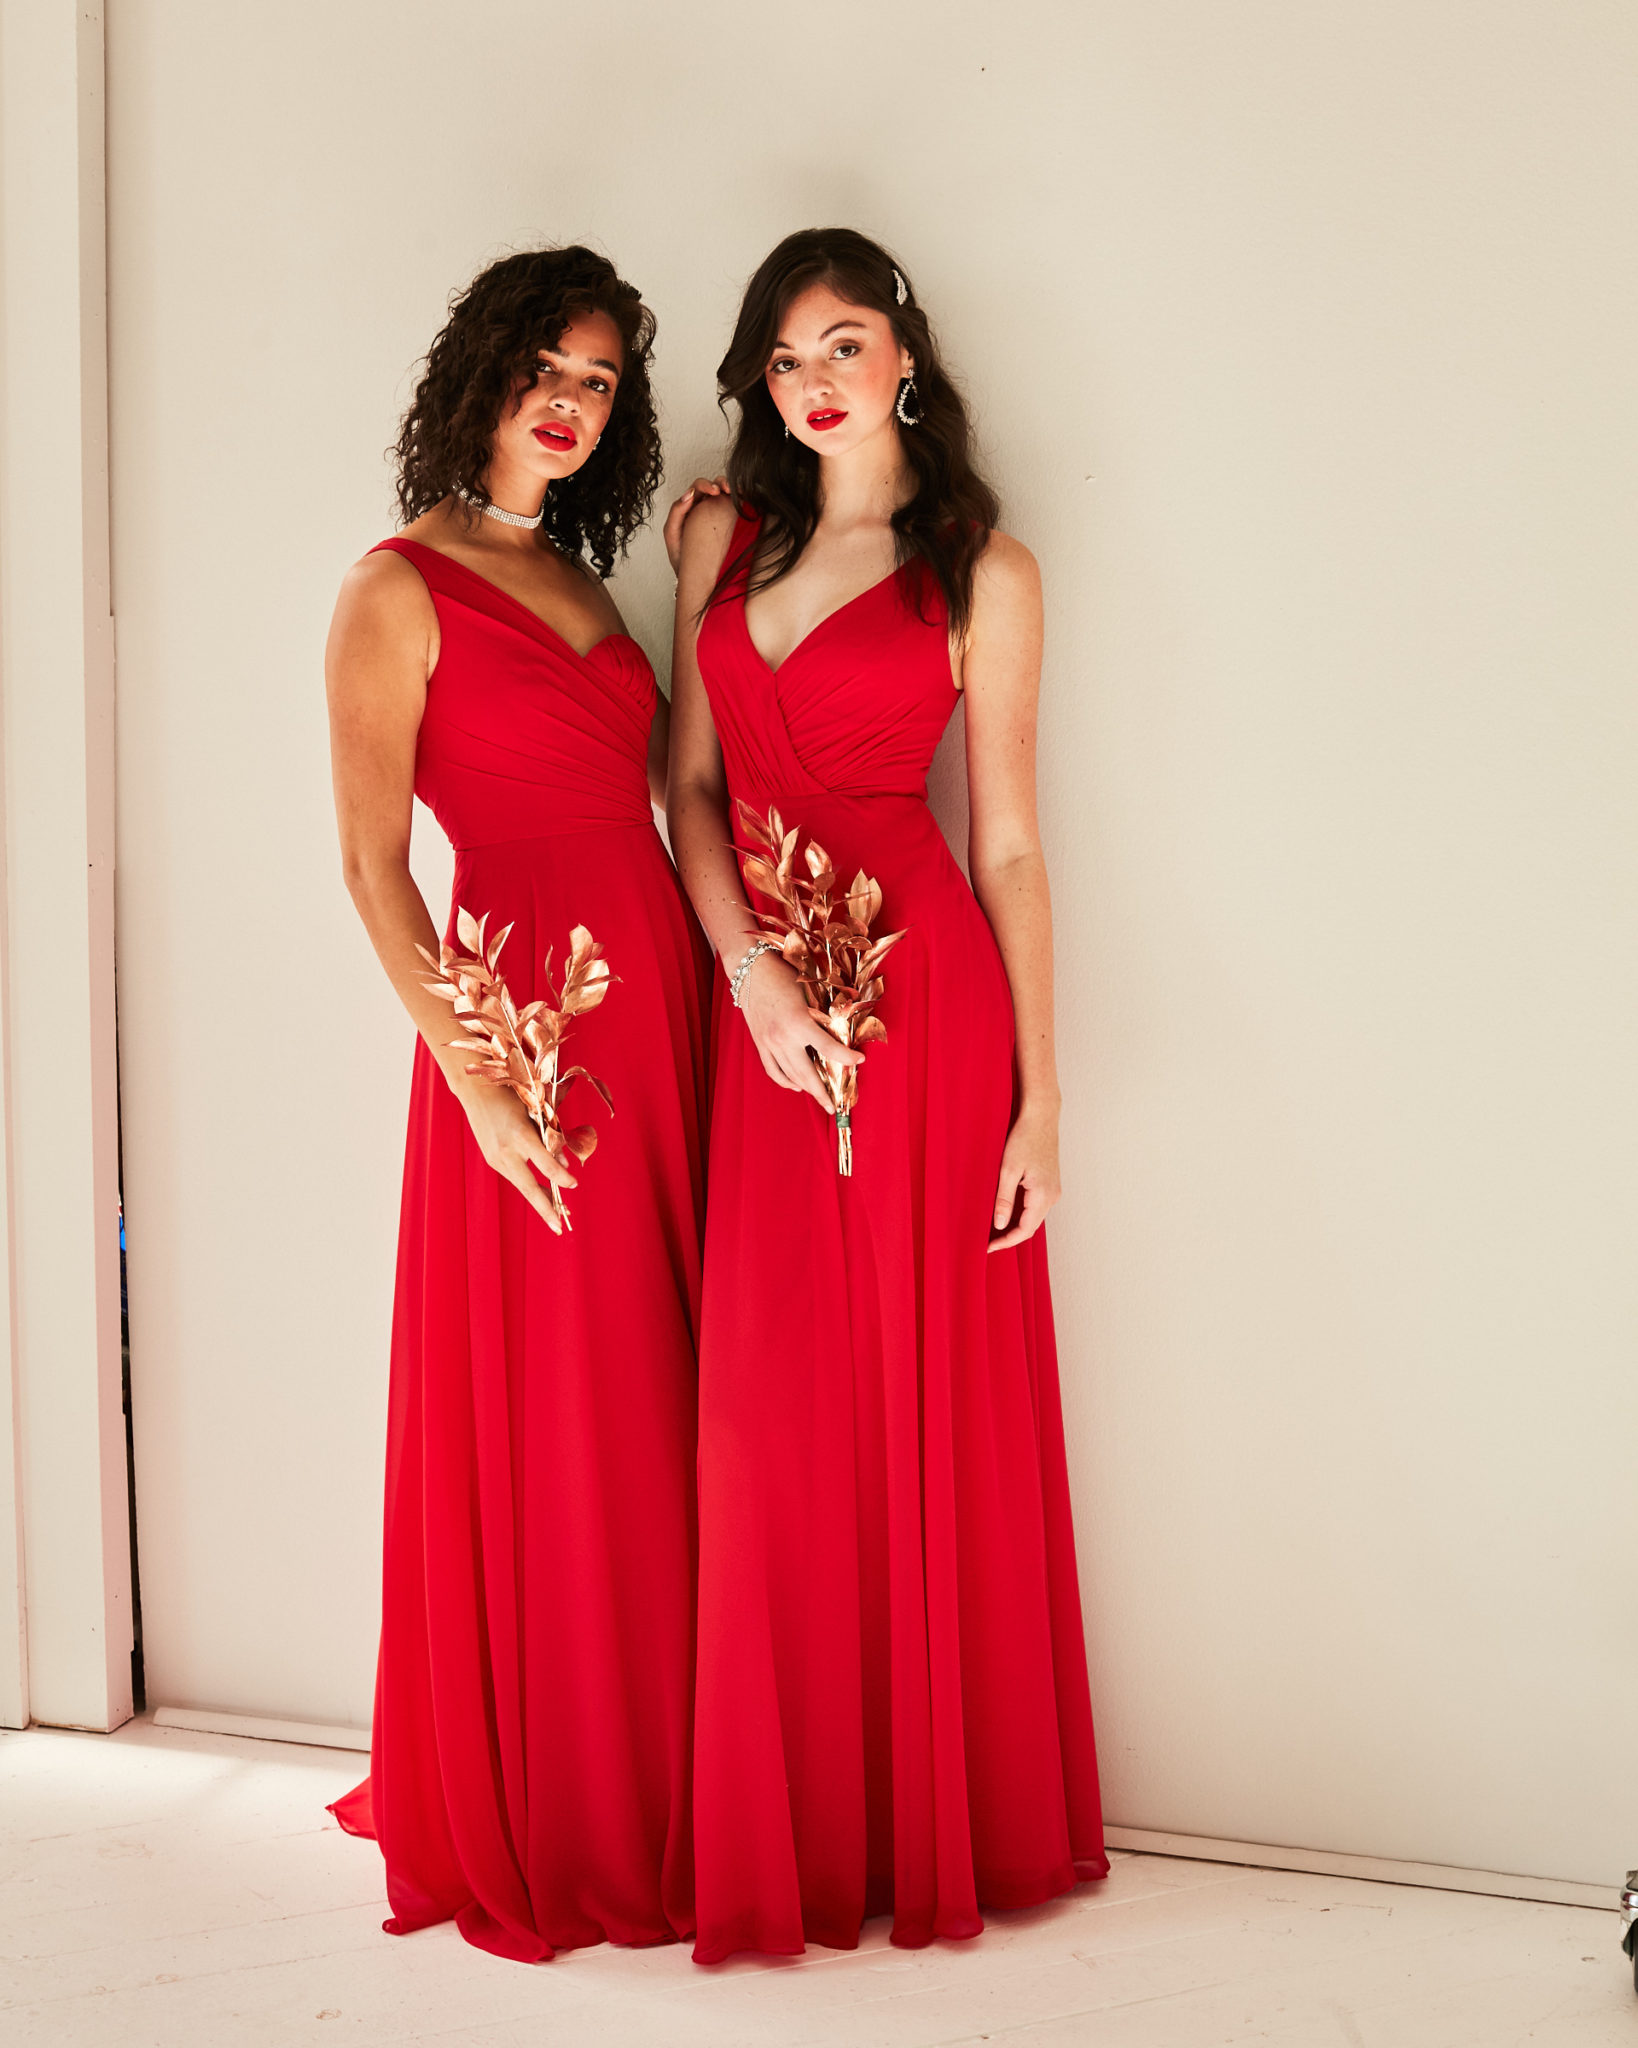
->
[0,0,131,1734]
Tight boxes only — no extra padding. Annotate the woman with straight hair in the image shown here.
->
[668,227,1107,1961]
[325,245,709,1961]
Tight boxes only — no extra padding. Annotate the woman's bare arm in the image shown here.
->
[325,551,575,1225]
[665,499,860,1112]
[960,532,1062,1250]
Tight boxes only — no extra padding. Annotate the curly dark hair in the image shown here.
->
[711,227,1000,636]
[394,245,662,580]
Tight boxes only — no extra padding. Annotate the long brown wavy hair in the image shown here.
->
[711,228,999,635]
[395,246,662,580]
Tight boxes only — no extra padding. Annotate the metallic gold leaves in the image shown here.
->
[734,800,905,1175]
[416,911,613,1234]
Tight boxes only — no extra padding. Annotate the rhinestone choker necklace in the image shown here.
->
[454,487,545,530]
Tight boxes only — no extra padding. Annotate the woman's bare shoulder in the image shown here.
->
[974,527,1040,594]
[680,492,742,564]
[328,545,436,672]
[967,528,1042,633]
[335,543,431,612]
[675,493,744,609]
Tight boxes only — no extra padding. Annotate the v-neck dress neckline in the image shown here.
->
[740,557,905,677]
[387,536,638,667]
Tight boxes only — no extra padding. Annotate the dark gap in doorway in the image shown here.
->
[115,1018,144,1715]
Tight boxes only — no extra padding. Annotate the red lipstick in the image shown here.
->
[533,423,577,451]
[806,409,847,432]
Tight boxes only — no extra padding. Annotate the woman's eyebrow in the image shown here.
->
[537,347,621,376]
[770,319,866,351]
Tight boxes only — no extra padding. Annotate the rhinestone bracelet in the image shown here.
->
[729,939,780,1009]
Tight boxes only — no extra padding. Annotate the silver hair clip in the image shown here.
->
[893,267,908,306]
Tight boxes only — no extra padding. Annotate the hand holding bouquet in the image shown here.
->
[735,801,905,1175]
[418,910,613,1234]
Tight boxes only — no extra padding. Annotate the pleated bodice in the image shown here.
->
[694,514,958,807]
[377,537,654,848]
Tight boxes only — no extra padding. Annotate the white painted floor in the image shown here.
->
[1,1718,1631,2047]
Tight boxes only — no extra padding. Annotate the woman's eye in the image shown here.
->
[587,378,610,395]
[833,343,860,359]
[769,358,796,376]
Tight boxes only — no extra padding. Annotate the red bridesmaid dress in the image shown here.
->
[330,538,710,1962]
[690,508,1107,1962]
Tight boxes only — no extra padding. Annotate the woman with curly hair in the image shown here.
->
[324,246,709,1961]
[669,228,1107,1959]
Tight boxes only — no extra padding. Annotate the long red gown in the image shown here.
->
[690,509,1107,1962]
[330,538,710,1962]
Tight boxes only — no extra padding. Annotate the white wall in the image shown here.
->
[108,1,1638,1881]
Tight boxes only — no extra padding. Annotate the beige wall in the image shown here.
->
[1,0,131,1735]
[108,2,1637,1881]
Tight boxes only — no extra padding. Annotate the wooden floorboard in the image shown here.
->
[2,1718,1632,2046]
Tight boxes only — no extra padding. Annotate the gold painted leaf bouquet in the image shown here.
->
[735,800,906,1176]
[417,909,613,1235]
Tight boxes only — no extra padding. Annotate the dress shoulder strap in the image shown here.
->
[368,535,460,588]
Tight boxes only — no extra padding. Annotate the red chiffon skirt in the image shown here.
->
[332,821,709,1962]
[691,794,1107,1961]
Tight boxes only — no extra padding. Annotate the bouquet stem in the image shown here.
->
[529,1106,570,1231]
[808,1050,856,1175]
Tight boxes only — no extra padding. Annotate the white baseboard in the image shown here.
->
[1104,1825,1615,1913]
[149,1706,371,1753]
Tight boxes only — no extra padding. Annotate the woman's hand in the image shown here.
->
[988,1100,1061,1251]
[453,1075,580,1230]
[663,475,730,573]
[738,949,863,1113]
